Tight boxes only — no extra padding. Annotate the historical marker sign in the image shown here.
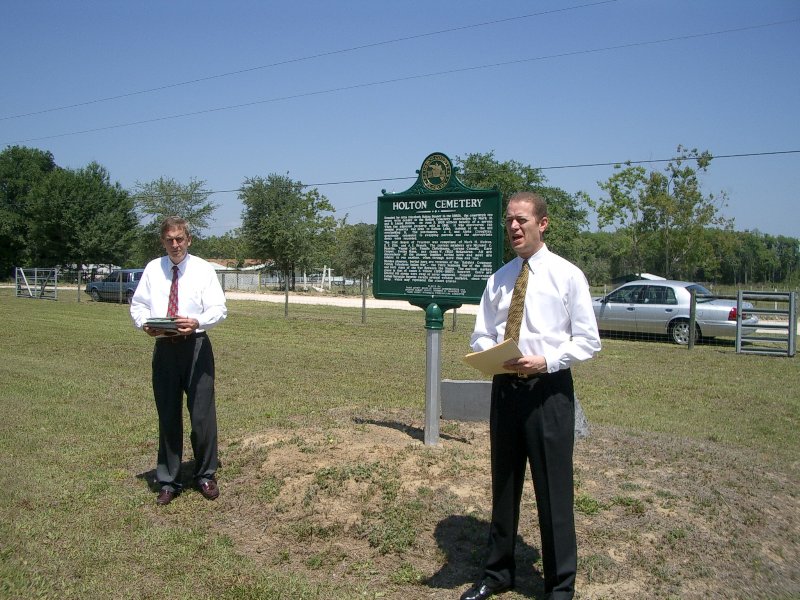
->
[374,152,504,308]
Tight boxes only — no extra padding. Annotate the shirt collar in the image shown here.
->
[164,253,190,274]
[520,243,548,269]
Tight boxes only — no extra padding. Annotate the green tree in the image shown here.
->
[332,220,375,287]
[578,231,619,285]
[594,164,649,274]
[456,151,589,262]
[330,219,375,321]
[191,230,248,266]
[240,174,335,290]
[643,146,732,278]
[703,228,739,284]
[594,146,732,279]
[456,151,545,201]
[0,146,57,275]
[132,177,217,263]
[771,235,800,284]
[27,162,136,267]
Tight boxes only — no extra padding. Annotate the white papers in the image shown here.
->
[462,339,522,375]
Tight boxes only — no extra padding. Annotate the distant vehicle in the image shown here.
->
[592,279,759,345]
[85,269,144,303]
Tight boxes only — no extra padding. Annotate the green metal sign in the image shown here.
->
[373,152,504,309]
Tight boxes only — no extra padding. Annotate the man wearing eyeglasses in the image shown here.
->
[461,192,600,600]
[130,216,227,506]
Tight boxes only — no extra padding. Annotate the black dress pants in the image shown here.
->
[152,332,218,492]
[483,369,576,599]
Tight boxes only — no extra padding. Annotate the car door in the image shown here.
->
[596,285,644,333]
[100,272,121,300]
[634,285,678,335]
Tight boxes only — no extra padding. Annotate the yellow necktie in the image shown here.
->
[505,259,529,342]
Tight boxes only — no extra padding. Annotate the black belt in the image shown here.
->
[157,332,205,344]
[497,371,535,381]
[496,369,567,382]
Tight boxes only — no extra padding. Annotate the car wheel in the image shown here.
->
[90,288,101,302]
[670,320,700,345]
[126,290,134,304]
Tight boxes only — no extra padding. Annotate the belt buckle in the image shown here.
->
[516,371,530,379]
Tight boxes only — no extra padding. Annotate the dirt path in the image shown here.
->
[223,290,480,314]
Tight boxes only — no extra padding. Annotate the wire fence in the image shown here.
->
[12,266,798,355]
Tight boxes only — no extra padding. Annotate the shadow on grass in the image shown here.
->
[352,416,470,444]
[425,514,546,598]
[136,459,206,493]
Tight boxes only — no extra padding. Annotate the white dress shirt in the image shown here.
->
[130,254,227,332]
[471,244,600,373]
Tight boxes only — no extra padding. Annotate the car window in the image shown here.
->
[642,285,677,305]
[132,272,143,282]
[106,272,120,283]
[686,283,715,303]
[606,285,643,304]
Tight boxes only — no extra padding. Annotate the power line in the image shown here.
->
[133,149,797,205]
[0,0,619,121]
[5,18,797,146]
[534,149,800,171]
[331,150,800,212]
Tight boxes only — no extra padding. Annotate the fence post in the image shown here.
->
[688,289,696,349]
[284,271,289,317]
[735,290,743,353]
[360,277,366,324]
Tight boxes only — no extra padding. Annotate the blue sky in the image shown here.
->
[2,0,798,238]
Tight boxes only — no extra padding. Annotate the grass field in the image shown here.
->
[1,288,798,599]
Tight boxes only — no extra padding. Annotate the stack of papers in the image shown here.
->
[462,339,523,375]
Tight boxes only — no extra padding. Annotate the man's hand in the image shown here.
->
[173,316,199,335]
[143,325,163,337]
[503,354,547,375]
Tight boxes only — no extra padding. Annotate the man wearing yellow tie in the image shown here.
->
[130,216,227,506]
[463,192,601,600]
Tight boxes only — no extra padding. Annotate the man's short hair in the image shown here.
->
[160,216,192,238]
[507,191,548,219]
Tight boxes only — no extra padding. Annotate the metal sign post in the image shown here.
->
[424,304,443,445]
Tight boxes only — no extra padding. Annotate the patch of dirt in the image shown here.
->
[212,408,799,599]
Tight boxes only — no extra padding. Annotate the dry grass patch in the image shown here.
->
[193,408,799,600]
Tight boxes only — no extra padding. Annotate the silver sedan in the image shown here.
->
[592,280,759,344]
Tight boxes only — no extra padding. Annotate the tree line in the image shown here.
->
[1,144,797,287]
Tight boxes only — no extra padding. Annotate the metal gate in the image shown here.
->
[15,267,59,300]
[736,291,796,357]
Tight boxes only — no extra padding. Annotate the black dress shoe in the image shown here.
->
[460,579,513,600]
[156,489,177,506]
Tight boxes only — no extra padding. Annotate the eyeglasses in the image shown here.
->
[504,216,532,227]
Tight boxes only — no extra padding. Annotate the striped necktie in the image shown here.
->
[505,259,529,342]
[167,265,179,317]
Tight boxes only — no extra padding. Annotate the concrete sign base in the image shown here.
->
[441,379,590,439]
